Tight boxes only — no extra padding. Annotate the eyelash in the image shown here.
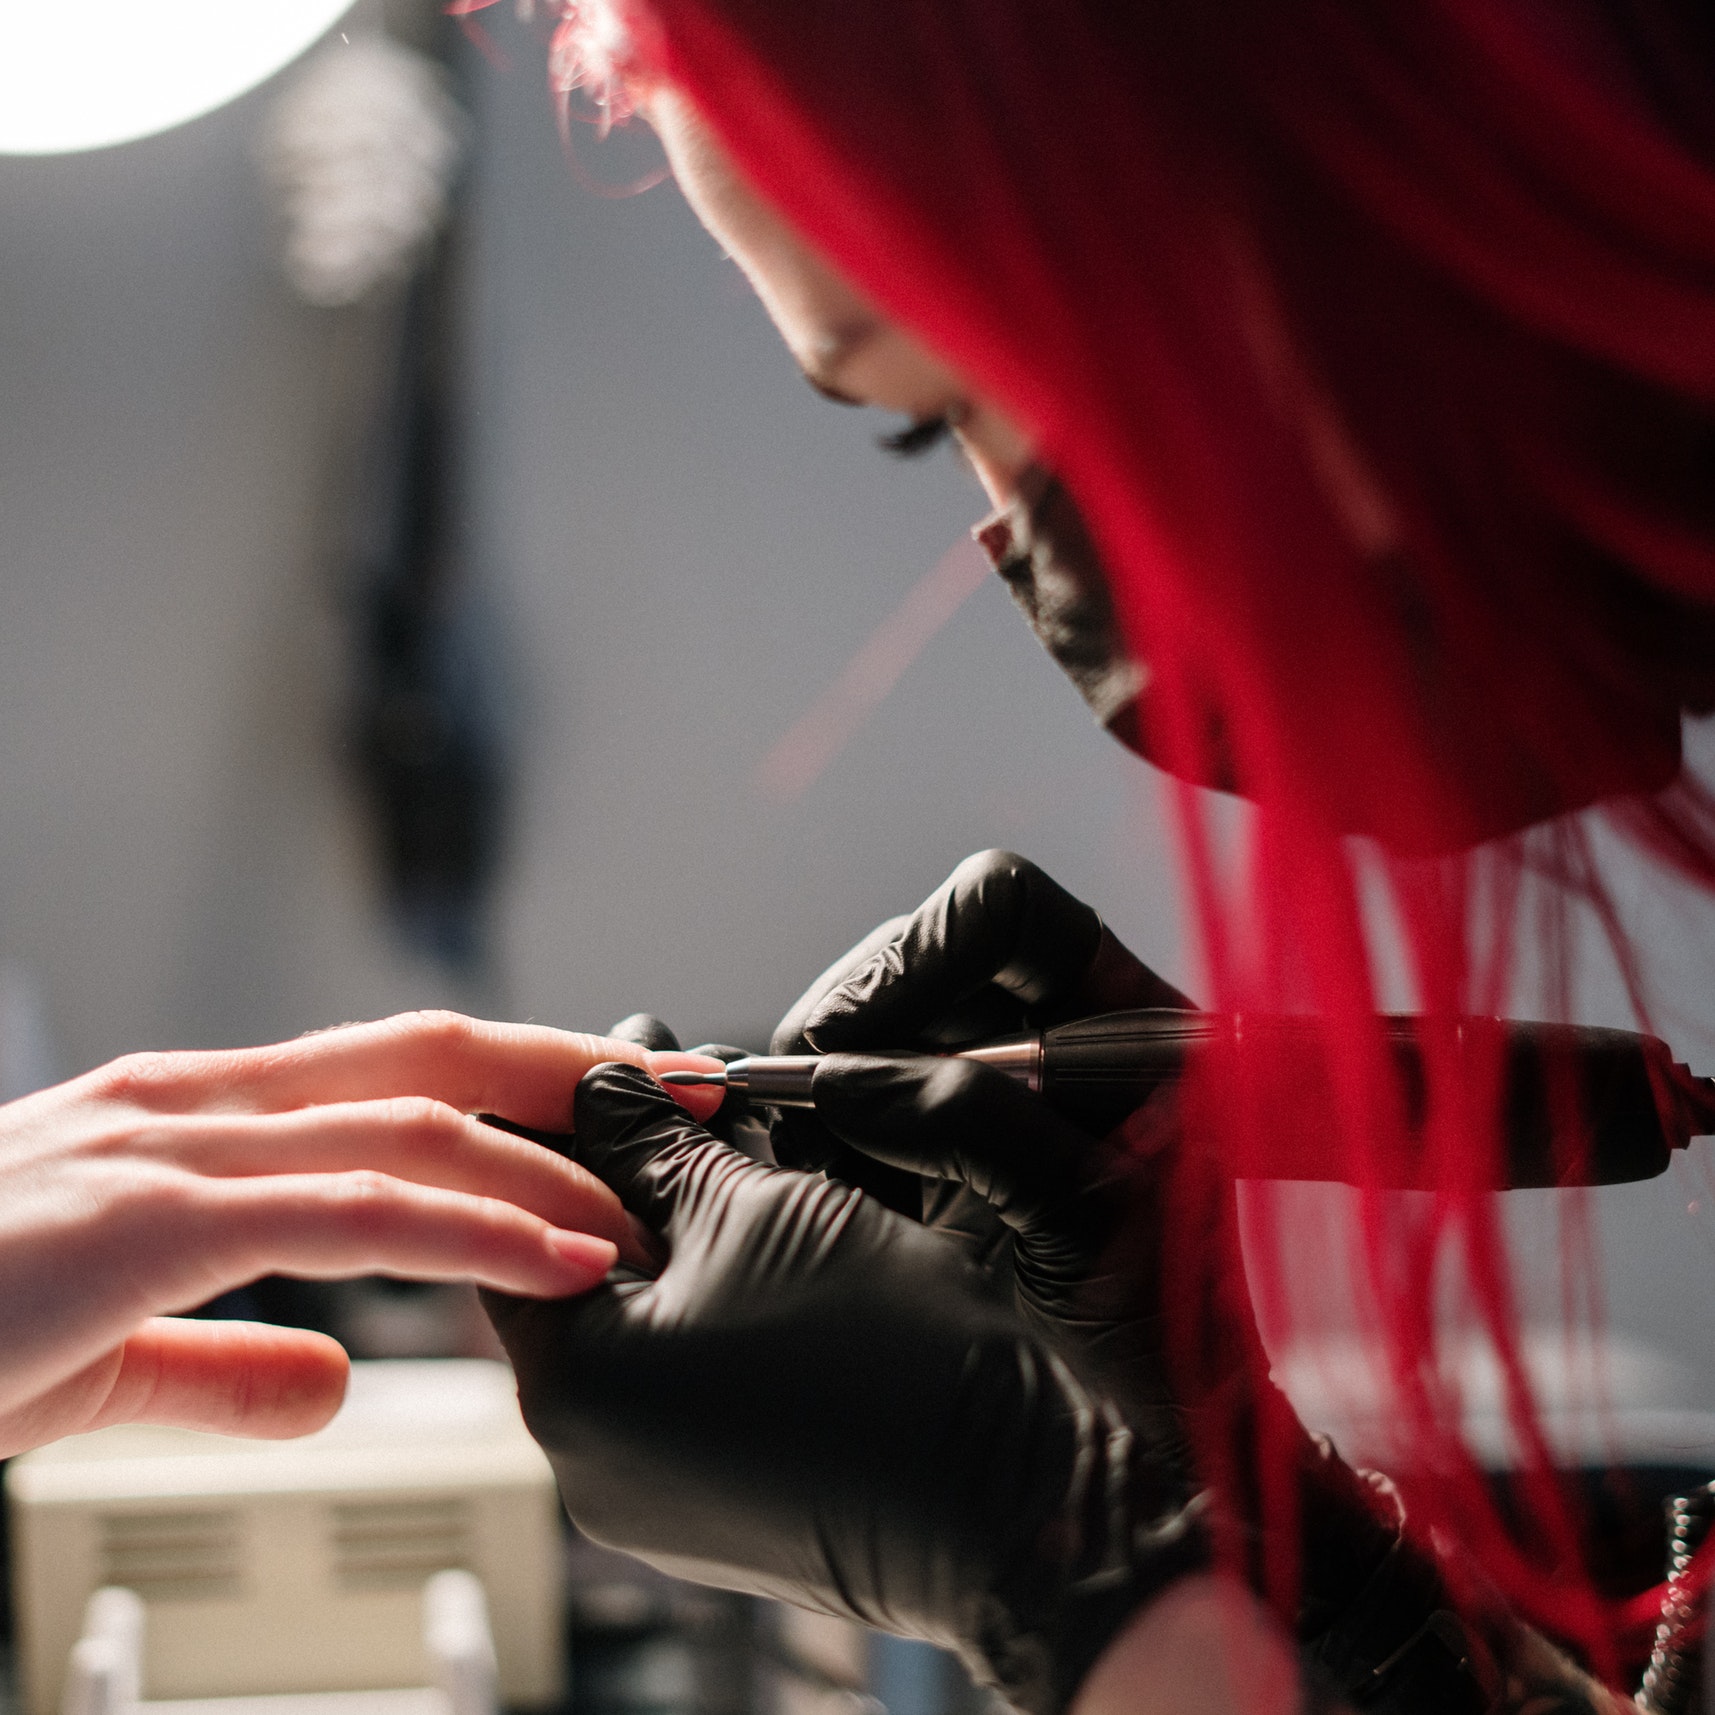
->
[877,415,953,459]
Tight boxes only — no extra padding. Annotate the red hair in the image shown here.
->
[513,0,1715,1682]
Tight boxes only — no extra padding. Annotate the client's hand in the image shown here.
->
[0,1012,720,1457]
[484,1064,1206,1715]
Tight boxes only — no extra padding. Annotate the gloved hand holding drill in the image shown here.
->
[769,849,1197,1428]
[483,1055,1206,1715]
[487,852,1618,1715]
[770,851,1482,1712]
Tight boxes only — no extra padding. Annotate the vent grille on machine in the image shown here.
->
[329,1496,473,1591]
[98,1510,244,1602]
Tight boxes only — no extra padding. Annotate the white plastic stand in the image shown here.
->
[60,1573,500,1715]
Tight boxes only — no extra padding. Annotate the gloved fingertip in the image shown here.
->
[797,1008,854,1055]
[575,1059,678,1123]
[810,1052,934,1131]
[800,1004,901,1056]
[607,1012,682,1052]
[798,949,910,1052]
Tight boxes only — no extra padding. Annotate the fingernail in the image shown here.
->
[547,1230,619,1288]
[642,1051,727,1123]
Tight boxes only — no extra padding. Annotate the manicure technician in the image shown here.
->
[474,4,1715,1714]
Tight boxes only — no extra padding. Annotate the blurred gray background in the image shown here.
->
[0,13,1179,1066]
[0,7,1711,1412]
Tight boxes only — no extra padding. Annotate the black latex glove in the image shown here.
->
[772,853,1298,1482]
[484,1064,1206,1715]
[762,850,1191,1390]
[768,850,1191,1220]
[774,857,1487,1714]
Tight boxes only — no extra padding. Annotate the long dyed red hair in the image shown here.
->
[504,0,1715,1683]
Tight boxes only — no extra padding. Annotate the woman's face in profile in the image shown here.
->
[643,88,1035,508]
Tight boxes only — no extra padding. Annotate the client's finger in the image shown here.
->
[99,1014,723,1131]
[156,1101,638,1249]
[95,1319,350,1437]
[175,1174,620,1303]
[642,1052,727,1125]
[0,1321,349,1457]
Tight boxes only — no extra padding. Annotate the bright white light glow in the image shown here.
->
[0,0,359,156]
